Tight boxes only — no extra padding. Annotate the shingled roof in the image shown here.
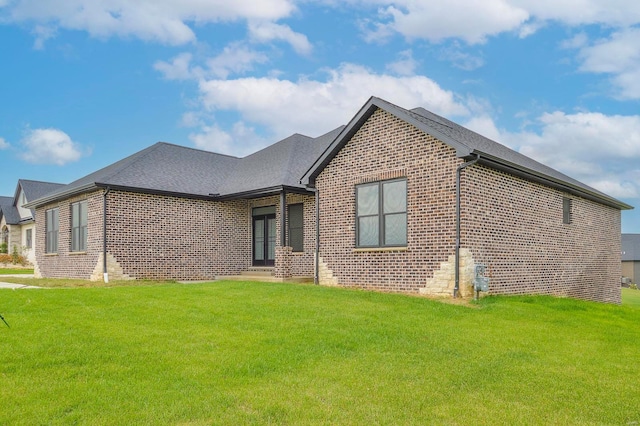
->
[302,96,632,210]
[0,196,19,225]
[27,126,343,207]
[18,180,65,204]
[622,234,640,261]
[1,180,64,224]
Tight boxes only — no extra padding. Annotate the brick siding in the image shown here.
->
[462,165,622,303]
[35,190,316,281]
[315,108,622,302]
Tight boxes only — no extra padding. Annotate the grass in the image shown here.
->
[1,281,640,425]
[622,287,640,308]
[0,268,34,275]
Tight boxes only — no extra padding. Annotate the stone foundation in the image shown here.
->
[420,248,476,298]
[317,255,338,286]
[90,252,132,281]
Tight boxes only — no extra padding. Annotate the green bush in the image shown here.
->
[0,242,7,254]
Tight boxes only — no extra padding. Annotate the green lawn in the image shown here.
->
[0,268,34,275]
[622,287,640,308]
[1,281,639,425]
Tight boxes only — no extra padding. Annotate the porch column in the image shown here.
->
[280,189,286,247]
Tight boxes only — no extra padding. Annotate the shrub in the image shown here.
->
[0,250,27,266]
[629,283,638,290]
[0,242,7,254]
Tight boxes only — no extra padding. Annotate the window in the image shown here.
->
[71,201,88,252]
[356,179,407,247]
[45,208,59,254]
[288,203,304,252]
[563,197,572,224]
[25,229,32,249]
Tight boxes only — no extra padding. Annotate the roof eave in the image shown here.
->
[475,153,633,211]
[24,183,101,209]
[213,185,312,201]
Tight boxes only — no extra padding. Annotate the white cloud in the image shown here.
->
[155,43,270,82]
[368,0,530,44]
[356,0,640,44]
[439,44,485,71]
[20,128,85,165]
[385,49,418,76]
[498,111,640,198]
[197,63,469,141]
[189,121,268,156]
[248,21,312,55]
[31,24,56,49]
[3,0,296,45]
[0,137,9,150]
[154,52,196,80]
[516,0,640,27]
[573,27,640,99]
[206,43,269,78]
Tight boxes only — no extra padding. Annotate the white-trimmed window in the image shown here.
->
[71,201,88,252]
[356,179,407,247]
[45,208,59,254]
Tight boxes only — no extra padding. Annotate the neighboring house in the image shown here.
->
[622,234,640,285]
[0,179,65,263]
[26,97,632,303]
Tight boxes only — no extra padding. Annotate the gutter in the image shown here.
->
[454,154,479,298]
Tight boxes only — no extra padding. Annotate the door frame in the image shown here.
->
[252,209,276,267]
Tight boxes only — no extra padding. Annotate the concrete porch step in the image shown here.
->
[241,267,274,277]
[216,274,314,283]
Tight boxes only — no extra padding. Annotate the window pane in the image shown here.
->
[384,213,407,246]
[358,216,379,246]
[72,203,79,227]
[383,180,406,214]
[267,218,276,260]
[288,204,303,252]
[357,185,379,216]
[80,201,88,227]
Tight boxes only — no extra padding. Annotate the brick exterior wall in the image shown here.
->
[34,190,104,279]
[316,109,459,293]
[35,190,317,281]
[462,165,622,303]
[315,108,622,302]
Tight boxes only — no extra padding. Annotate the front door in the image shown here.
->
[253,213,276,266]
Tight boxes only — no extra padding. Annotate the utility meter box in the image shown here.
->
[473,264,489,292]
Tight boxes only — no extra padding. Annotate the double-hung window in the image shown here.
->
[71,200,88,252]
[45,208,59,254]
[356,179,407,247]
[287,203,304,252]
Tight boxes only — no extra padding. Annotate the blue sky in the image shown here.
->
[0,0,638,232]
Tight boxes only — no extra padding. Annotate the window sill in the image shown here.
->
[44,253,58,256]
[291,251,305,255]
[69,251,87,255]
[353,247,408,253]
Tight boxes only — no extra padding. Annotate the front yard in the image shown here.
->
[1,281,639,424]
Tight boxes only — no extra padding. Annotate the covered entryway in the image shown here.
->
[252,206,276,266]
